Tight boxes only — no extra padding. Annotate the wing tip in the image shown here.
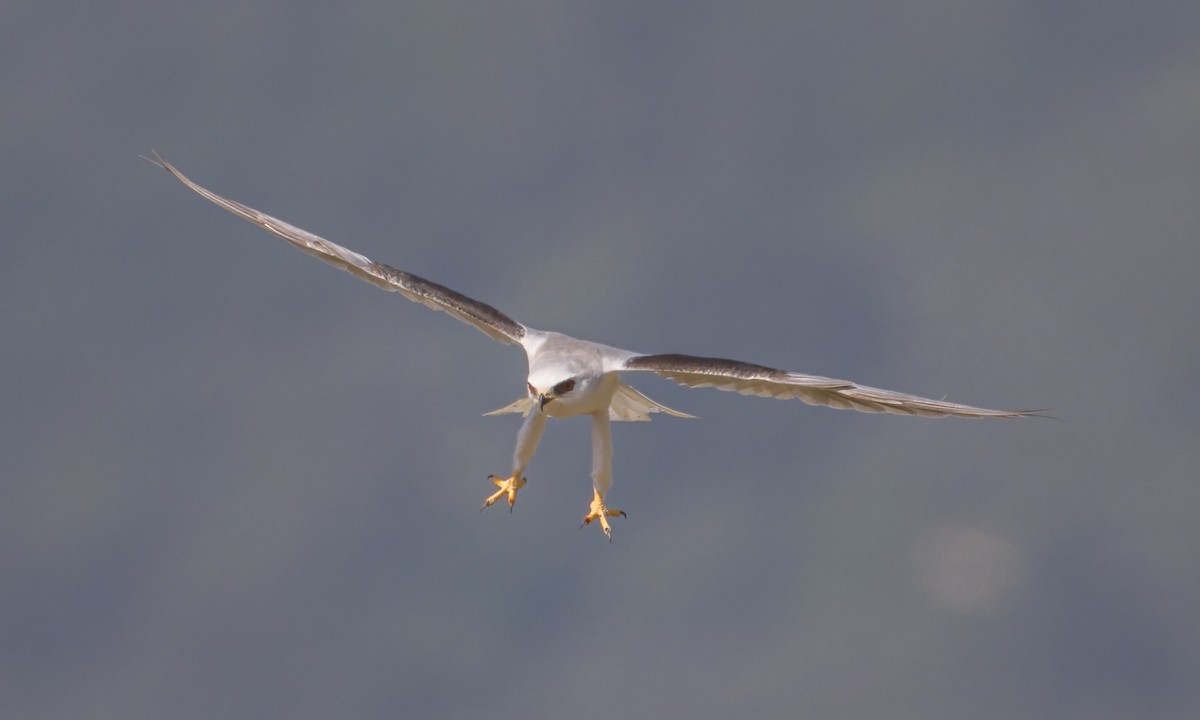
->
[1001,408,1057,420]
[140,149,170,171]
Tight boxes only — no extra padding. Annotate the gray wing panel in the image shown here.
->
[150,153,526,346]
[621,353,1041,418]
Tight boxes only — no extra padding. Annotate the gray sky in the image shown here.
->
[3,2,1199,718]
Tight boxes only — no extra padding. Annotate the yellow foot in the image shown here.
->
[481,474,527,512]
[580,491,626,541]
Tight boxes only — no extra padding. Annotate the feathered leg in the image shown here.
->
[580,410,625,539]
[481,410,546,512]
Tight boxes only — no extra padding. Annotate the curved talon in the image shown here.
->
[481,473,526,512]
[581,491,625,540]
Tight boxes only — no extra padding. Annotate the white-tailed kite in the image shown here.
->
[150,154,1040,539]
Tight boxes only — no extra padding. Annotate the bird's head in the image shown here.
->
[527,376,579,413]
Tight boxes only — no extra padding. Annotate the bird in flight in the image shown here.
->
[149,154,1039,539]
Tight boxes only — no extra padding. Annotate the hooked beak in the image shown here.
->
[537,393,552,411]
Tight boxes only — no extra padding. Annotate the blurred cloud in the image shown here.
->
[910,524,1026,616]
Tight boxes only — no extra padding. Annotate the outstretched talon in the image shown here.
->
[580,490,626,540]
[481,474,527,512]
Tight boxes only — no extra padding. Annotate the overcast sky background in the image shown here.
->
[3,2,1199,718]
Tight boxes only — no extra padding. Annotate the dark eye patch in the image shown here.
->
[554,379,576,395]
[527,382,537,396]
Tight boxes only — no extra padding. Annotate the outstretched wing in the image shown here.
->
[620,353,1040,418]
[148,153,526,346]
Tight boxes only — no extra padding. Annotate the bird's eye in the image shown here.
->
[527,382,537,396]
[554,379,576,395]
